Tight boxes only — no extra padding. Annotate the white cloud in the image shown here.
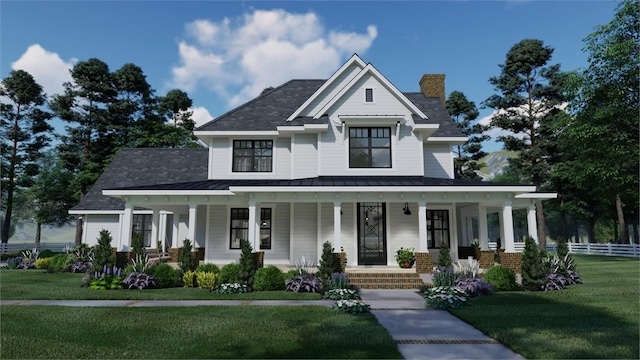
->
[11,44,76,97]
[480,102,569,142]
[171,9,377,107]
[190,106,214,127]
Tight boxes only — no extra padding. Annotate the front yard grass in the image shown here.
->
[0,306,402,359]
[451,254,640,359]
[0,270,322,300]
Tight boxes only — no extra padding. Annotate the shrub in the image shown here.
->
[317,241,337,280]
[521,236,546,291]
[89,265,123,290]
[327,272,351,290]
[174,268,184,287]
[1,252,19,261]
[437,242,452,267]
[35,257,52,269]
[131,232,145,259]
[454,259,480,279]
[542,273,570,291]
[556,237,569,259]
[92,229,116,272]
[432,266,456,287]
[196,263,220,274]
[183,270,197,288]
[49,254,68,272]
[285,269,299,279]
[484,266,518,291]
[21,248,40,262]
[6,256,23,269]
[129,254,152,274]
[179,239,194,272]
[219,263,240,284]
[122,272,157,290]
[285,274,323,293]
[71,261,91,273]
[212,283,250,294]
[455,277,494,297]
[324,289,361,300]
[331,300,370,314]
[238,239,256,288]
[196,271,217,290]
[424,286,469,309]
[39,249,56,258]
[293,256,317,275]
[149,263,177,288]
[253,265,286,291]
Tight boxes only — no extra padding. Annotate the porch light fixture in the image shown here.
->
[403,203,412,216]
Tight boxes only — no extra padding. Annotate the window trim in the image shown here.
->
[232,140,274,173]
[364,88,374,103]
[348,127,392,168]
[228,207,273,251]
[132,214,153,247]
[427,209,450,249]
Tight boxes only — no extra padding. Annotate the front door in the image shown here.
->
[357,203,387,265]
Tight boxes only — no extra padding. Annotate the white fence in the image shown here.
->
[546,242,640,258]
[0,242,74,254]
[488,242,526,252]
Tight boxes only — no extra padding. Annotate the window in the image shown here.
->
[132,214,152,247]
[365,88,374,102]
[232,140,273,172]
[427,210,450,248]
[349,127,391,168]
[229,208,272,250]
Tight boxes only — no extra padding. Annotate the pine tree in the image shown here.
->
[521,236,546,290]
[238,239,256,288]
[438,242,452,267]
[179,239,194,272]
[92,229,116,271]
[317,241,337,280]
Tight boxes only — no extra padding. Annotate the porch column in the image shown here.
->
[171,213,180,248]
[159,212,167,252]
[333,201,342,250]
[120,202,133,251]
[478,205,489,251]
[248,201,257,250]
[527,204,538,244]
[418,201,428,252]
[188,204,197,243]
[150,208,160,249]
[502,201,516,253]
[498,210,505,249]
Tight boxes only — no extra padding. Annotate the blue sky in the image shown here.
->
[1,1,619,152]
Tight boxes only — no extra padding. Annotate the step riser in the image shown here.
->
[346,272,424,289]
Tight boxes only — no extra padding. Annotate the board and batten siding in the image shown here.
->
[291,203,318,261]
[423,143,454,179]
[83,215,120,247]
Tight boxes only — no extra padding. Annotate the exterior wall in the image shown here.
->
[195,205,207,248]
[292,134,318,178]
[386,202,420,265]
[423,143,454,179]
[304,64,362,116]
[291,203,318,261]
[208,137,291,180]
[269,203,291,262]
[329,76,413,117]
[83,214,120,247]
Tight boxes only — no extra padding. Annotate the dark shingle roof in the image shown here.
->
[72,148,208,211]
[195,80,462,137]
[106,176,528,191]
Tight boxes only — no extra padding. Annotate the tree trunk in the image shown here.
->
[573,217,580,243]
[35,222,42,244]
[536,199,546,249]
[615,194,628,244]
[632,219,639,244]
[74,215,83,246]
[587,216,596,243]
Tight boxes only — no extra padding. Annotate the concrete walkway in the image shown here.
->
[1,290,523,360]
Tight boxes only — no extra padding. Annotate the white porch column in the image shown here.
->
[418,201,428,252]
[150,209,160,249]
[527,204,538,244]
[478,205,489,251]
[248,201,257,251]
[188,204,197,244]
[172,213,180,248]
[159,213,167,252]
[498,211,505,249]
[120,203,133,251]
[333,201,342,251]
[502,201,516,253]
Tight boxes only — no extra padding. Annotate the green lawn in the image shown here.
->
[451,254,640,359]
[0,270,322,300]
[0,306,402,359]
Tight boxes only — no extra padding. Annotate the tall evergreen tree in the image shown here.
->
[484,39,570,249]
[446,91,488,180]
[0,70,53,243]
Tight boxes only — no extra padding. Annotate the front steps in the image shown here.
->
[346,271,425,289]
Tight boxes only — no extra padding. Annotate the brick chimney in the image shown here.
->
[419,74,446,105]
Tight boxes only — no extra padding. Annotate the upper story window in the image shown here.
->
[233,140,273,172]
[365,88,374,103]
[349,127,391,168]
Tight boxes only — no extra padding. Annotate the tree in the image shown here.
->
[484,39,570,249]
[560,0,639,243]
[446,91,489,180]
[520,236,545,291]
[0,70,53,243]
[159,89,194,130]
[317,241,337,280]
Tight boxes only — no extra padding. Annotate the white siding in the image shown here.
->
[423,143,454,178]
[328,76,413,117]
[387,203,420,265]
[194,205,207,248]
[320,202,356,265]
[208,137,290,179]
[83,215,120,247]
[292,134,317,178]
[206,205,237,263]
[177,214,189,244]
[209,138,228,178]
[291,203,317,261]
[269,203,290,261]
[275,137,291,179]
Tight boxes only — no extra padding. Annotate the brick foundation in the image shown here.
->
[333,252,347,272]
[499,252,522,273]
[195,247,205,261]
[478,251,495,269]
[252,251,265,269]
[415,252,434,274]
